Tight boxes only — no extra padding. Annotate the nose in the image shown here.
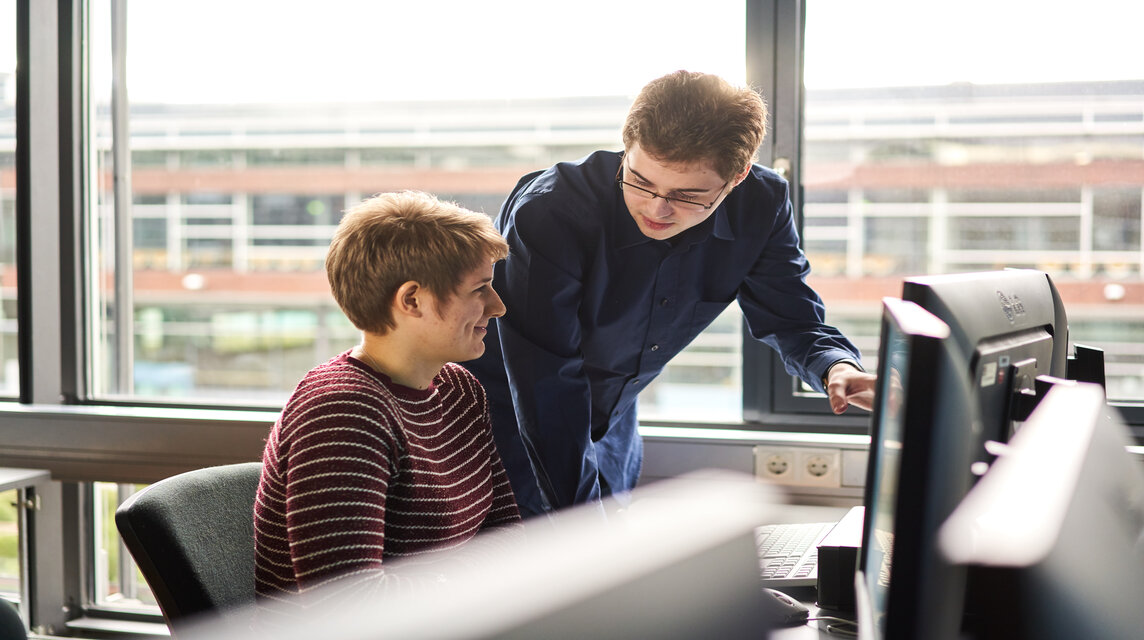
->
[486,288,506,318]
[648,196,674,219]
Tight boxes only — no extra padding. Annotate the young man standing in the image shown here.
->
[465,71,876,518]
[254,191,520,614]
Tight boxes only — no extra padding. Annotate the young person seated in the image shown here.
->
[253,191,521,618]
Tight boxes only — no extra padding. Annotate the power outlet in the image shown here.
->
[797,448,842,488]
[755,448,797,483]
[755,446,842,488]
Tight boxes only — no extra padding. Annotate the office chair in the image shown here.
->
[0,598,25,640]
[115,462,262,636]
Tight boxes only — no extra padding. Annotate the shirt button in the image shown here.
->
[659,298,669,307]
[633,379,640,385]
[650,345,659,351]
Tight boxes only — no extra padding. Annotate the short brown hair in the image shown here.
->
[326,191,508,335]
[622,70,768,181]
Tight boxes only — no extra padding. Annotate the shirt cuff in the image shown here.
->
[822,359,864,387]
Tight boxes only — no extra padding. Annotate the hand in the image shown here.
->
[826,363,877,414]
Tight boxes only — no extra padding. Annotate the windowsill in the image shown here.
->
[639,424,869,449]
[64,616,168,638]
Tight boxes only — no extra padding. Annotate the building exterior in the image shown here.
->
[2,76,1143,405]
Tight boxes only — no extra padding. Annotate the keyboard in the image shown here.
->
[755,520,836,587]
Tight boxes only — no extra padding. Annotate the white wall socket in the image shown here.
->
[757,448,798,482]
[754,446,842,488]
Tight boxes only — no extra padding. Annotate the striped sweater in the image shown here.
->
[253,351,521,609]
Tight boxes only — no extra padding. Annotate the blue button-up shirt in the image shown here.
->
[464,150,861,517]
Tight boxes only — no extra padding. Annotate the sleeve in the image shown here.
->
[494,195,605,512]
[735,184,863,393]
[281,395,439,596]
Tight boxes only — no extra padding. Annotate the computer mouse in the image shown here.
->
[760,587,811,626]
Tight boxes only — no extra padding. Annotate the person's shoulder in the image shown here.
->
[292,353,369,392]
[281,356,391,421]
[510,150,621,211]
[742,163,791,197]
[719,163,791,216]
[438,362,485,398]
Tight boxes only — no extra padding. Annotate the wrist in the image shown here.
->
[822,359,862,387]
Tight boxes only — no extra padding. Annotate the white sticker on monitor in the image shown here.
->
[981,361,997,387]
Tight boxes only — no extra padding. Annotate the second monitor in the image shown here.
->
[901,268,1068,464]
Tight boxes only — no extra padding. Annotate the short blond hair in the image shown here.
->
[326,191,508,335]
[622,70,768,181]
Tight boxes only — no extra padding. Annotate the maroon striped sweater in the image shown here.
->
[253,352,520,609]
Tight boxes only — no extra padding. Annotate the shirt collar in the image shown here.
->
[711,204,735,241]
[615,203,654,249]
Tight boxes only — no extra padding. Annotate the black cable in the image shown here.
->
[808,615,858,637]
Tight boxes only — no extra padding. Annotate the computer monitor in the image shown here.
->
[855,297,978,640]
[939,382,1144,639]
[901,269,1068,460]
[190,470,784,640]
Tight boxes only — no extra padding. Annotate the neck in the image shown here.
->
[356,333,440,390]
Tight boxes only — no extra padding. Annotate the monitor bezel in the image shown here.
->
[855,297,977,640]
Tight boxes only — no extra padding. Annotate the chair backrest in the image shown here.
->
[0,598,26,640]
[115,462,262,634]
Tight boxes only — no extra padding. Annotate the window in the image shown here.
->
[804,0,1144,406]
[81,0,750,615]
[87,0,750,422]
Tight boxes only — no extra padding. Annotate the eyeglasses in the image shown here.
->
[615,162,728,213]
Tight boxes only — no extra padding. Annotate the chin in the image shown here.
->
[639,220,686,240]
[641,227,682,241]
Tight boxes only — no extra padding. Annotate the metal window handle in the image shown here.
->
[10,495,40,511]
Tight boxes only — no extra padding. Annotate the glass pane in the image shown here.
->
[0,489,18,598]
[93,483,155,610]
[88,1,746,417]
[0,0,18,398]
[804,0,1144,402]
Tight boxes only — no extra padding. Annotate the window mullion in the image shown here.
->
[110,0,134,396]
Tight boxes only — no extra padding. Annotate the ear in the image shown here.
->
[731,164,752,187]
[392,281,425,319]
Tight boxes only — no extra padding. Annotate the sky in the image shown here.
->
[103,0,747,104]
[4,0,1143,103]
[804,0,1144,89]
